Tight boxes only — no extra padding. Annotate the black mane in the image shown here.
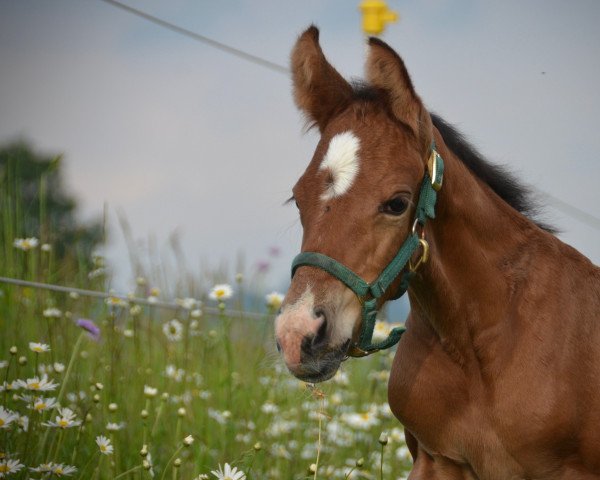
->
[430,114,554,233]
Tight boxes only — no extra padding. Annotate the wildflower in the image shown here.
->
[0,406,18,429]
[210,463,246,480]
[0,361,7,369]
[142,452,155,477]
[165,364,185,382]
[162,319,183,342]
[13,237,38,251]
[29,463,53,474]
[29,342,51,353]
[341,410,380,429]
[378,432,389,445]
[95,435,114,455]
[53,362,65,373]
[43,307,62,318]
[42,407,81,429]
[190,309,202,319]
[17,374,59,392]
[76,318,100,341]
[209,284,233,301]
[41,243,52,252]
[256,260,270,273]
[208,408,231,425]
[123,329,134,338]
[0,381,20,392]
[105,296,127,307]
[176,297,200,310]
[260,402,279,414]
[31,396,58,412]
[50,463,77,477]
[265,292,284,310]
[106,422,125,431]
[144,385,158,398]
[0,458,24,476]
[183,434,194,446]
[17,415,29,431]
[129,304,142,316]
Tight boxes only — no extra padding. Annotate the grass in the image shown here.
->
[0,185,412,479]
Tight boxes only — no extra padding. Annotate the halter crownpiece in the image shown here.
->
[291,141,444,357]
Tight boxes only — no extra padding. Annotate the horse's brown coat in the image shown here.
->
[277,26,600,478]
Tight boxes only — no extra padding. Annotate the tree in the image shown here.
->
[0,140,102,272]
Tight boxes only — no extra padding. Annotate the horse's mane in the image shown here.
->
[429,114,555,233]
[350,82,554,232]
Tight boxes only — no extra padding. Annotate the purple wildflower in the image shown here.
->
[256,260,270,273]
[268,246,281,257]
[76,318,100,341]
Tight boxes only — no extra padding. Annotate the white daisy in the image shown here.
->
[106,422,125,431]
[162,319,183,342]
[95,435,114,455]
[0,361,8,369]
[341,410,380,430]
[265,291,284,310]
[51,463,77,477]
[53,362,65,373]
[0,380,20,392]
[43,307,62,318]
[209,284,233,301]
[31,396,58,412]
[144,385,158,398]
[0,459,25,476]
[29,463,53,474]
[183,434,194,446]
[0,406,18,429]
[13,237,38,251]
[17,374,59,392]
[210,463,245,480]
[176,297,200,310]
[29,342,51,353]
[42,407,81,429]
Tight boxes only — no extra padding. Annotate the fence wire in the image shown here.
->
[0,276,270,320]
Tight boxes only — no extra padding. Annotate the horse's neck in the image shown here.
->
[407,135,542,372]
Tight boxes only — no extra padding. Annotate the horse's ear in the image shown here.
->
[366,37,432,146]
[291,26,353,131]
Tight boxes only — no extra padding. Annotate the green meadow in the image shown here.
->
[0,148,411,479]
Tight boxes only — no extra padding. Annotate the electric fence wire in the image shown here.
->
[0,276,270,320]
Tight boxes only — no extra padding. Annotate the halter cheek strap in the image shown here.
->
[291,143,444,357]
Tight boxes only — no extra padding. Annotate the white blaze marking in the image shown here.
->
[319,131,360,200]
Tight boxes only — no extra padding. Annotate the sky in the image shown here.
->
[1,0,599,300]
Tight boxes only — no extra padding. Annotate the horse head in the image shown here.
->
[275,26,436,382]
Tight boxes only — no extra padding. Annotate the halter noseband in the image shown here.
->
[291,142,444,357]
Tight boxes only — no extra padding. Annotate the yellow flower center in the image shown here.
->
[0,419,4,427]
[360,413,370,420]
[55,467,63,474]
[0,465,8,473]
[58,419,69,428]
[35,403,46,411]
[216,289,226,298]
[30,382,40,390]
[100,445,107,452]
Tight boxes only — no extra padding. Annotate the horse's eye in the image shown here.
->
[382,197,408,216]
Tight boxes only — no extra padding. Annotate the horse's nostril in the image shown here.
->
[276,340,282,353]
[311,308,327,347]
[313,306,327,322]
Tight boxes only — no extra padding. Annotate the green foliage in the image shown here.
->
[0,140,102,277]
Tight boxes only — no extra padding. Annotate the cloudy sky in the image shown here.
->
[1,0,599,297]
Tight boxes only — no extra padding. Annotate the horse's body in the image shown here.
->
[275,26,600,478]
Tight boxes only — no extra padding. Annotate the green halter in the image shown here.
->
[291,143,444,357]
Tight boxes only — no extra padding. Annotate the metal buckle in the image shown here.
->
[346,343,379,358]
[427,150,443,191]
[408,238,429,272]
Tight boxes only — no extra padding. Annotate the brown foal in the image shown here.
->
[275,27,600,478]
